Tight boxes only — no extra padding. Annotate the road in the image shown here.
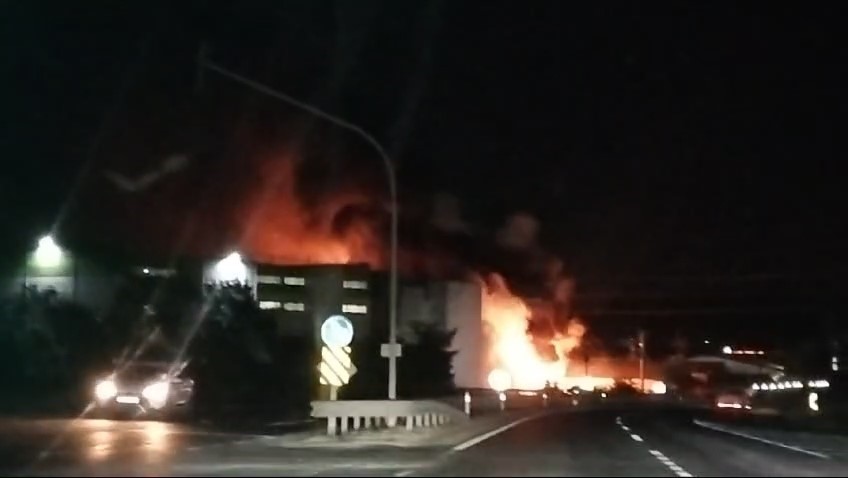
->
[0,416,311,476]
[421,407,848,477]
[2,406,848,476]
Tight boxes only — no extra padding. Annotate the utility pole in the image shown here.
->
[638,329,646,393]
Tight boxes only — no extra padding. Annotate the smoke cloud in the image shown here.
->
[430,192,471,235]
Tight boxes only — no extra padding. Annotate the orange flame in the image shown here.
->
[238,154,384,266]
[480,273,585,390]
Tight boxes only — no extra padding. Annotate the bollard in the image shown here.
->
[498,392,506,412]
[464,391,472,416]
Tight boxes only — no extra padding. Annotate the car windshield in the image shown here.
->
[116,362,169,382]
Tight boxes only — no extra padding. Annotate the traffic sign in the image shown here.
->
[321,315,354,347]
[318,345,358,387]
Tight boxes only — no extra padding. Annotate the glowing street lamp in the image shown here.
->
[34,235,64,268]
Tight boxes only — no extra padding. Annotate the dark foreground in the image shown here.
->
[2,405,848,476]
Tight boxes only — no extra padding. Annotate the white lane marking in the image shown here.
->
[649,449,694,477]
[618,417,694,477]
[394,470,415,477]
[693,419,830,459]
[452,413,549,451]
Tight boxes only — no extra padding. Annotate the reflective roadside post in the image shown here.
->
[464,391,471,416]
[498,392,506,412]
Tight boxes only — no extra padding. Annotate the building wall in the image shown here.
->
[444,281,485,390]
[252,263,373,345]
[398,280,486,390]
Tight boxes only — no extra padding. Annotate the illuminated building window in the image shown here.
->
[257,275,282,285]
[259,301,281,310]
[342,304,367,314]
[283,302,306,312]
[283,277,306,286]
[343,280,368,290]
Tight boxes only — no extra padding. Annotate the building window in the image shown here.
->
[259,301,281,310]
[257,275,282,284]
[342,304,367,314]
[343,280,368,290]
[283,277,306,286]
[283,302,306,312]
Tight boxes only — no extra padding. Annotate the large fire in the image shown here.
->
[238,154,384,266]
[480,273,585,391]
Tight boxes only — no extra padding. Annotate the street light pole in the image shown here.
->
[638,329,646,393]
[197,51,400,400]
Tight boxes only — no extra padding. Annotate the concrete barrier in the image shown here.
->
[311,399,469,435]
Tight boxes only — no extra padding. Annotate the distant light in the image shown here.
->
[213,251,247,282]
[704,340,710,345]
[722,346,732,354]
[143,268,150,274]
[34,235,64,268]
[809,392,820,412]
[717,402,743,409]
[498,392,506,402]
[488,369,512,392]
[752,383,760,391]
[832,356,839,372]
[768,383,777,390]
[601,392,607,398]
[650,381,667,394]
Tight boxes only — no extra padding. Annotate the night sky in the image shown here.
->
[3,1,847,342]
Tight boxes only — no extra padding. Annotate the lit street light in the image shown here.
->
[196,48,401,400]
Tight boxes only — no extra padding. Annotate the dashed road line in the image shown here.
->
[693,419,830,459]
[617,416,695,478]
[649,449,693,477]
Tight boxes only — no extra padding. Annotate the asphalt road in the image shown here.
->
[419,407,848,477]
[0,416,312,476]
[2,406,848,476]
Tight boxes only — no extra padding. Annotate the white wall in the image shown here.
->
[445,281,485,390]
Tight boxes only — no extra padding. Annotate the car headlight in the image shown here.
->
[95,379,117,401]
[142,381,170,409]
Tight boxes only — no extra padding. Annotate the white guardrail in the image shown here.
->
[311,399,470,435]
